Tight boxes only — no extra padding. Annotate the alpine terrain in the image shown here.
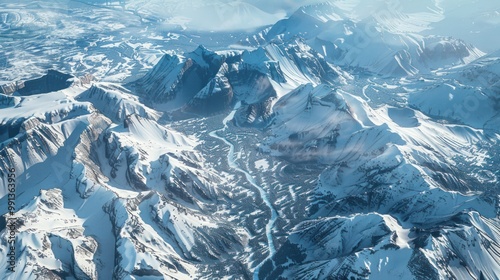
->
[0,0,499,279]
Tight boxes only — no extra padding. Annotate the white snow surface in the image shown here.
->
[0,1,499,279]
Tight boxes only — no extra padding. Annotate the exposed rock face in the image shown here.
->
[185,76,234,115]
[130,46,225,106]
[0,81,246,279]
[259,80,500,279]
[1,2,499,278]
[7,188,98,279]
[0,70,74,95]
[128,42,345,124]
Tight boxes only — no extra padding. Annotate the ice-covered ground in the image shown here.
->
[0,0,258,85]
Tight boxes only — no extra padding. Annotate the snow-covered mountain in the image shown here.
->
[241,2,485,76]
[258,80,499,279]
[0,77,247,279]
[120,0,286,31]
[128,42,347,124]
[0,1,499,280]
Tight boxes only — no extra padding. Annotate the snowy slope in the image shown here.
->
[0,1,499,279]
[122,0,285,31]
[408,50,500,132]
[258,78,500,279]
[130,42,348,124]
[242,2,485,76]
[76,83,161,123]
[0,79,245,279]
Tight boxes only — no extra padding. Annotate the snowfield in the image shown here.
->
[0,0,499,279]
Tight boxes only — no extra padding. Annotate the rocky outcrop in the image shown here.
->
[0,70,74,95]
[129,43,346,124]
